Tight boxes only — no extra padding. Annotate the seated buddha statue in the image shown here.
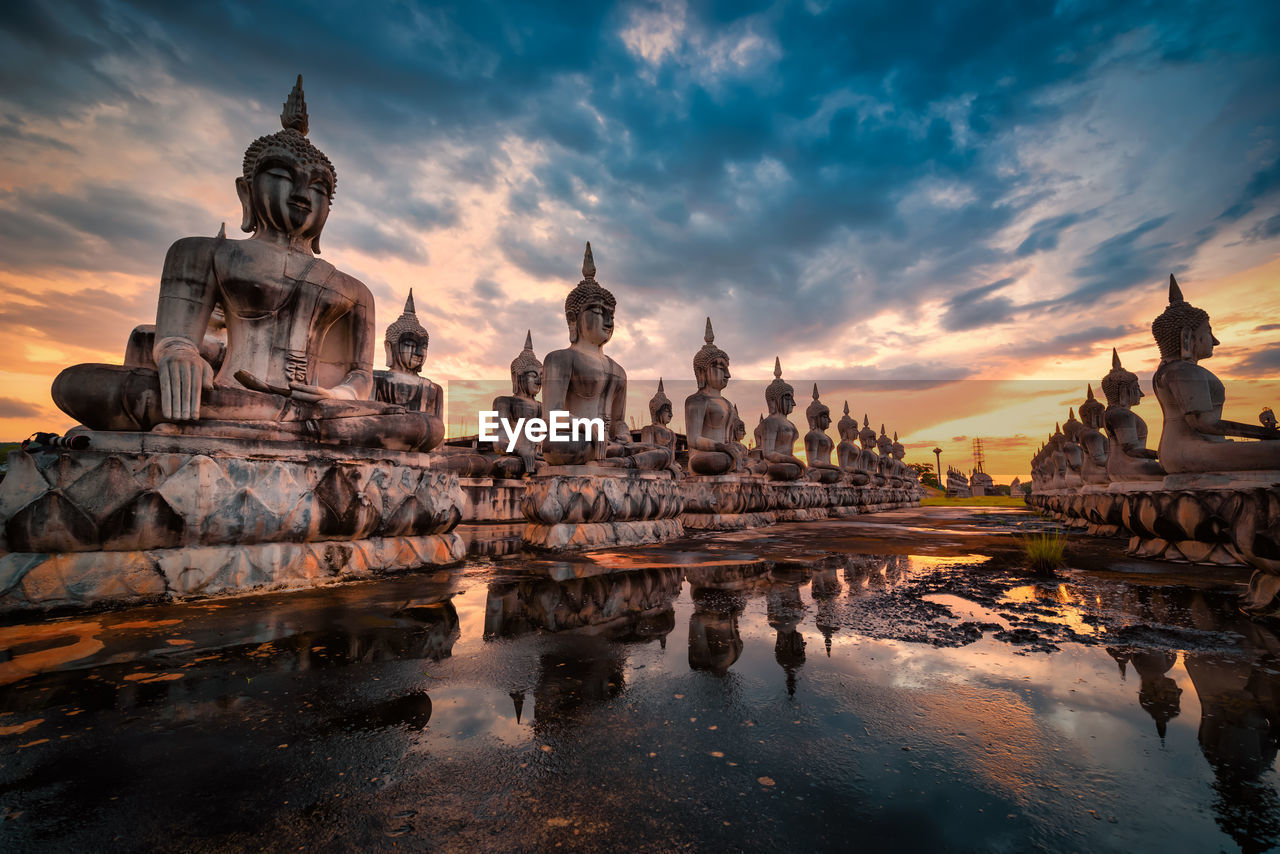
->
[1151,275,1280,473]
[727,406,760,474]
[1076,385,1110,485]
[756,359,806,481]
[802,384,842,484]
[1262,408,1277,430]
[683,318,743,476]
[490,331,545,478]
[372,290,445,451]
[539,243,672,470]
[1047,426,1068,490]
[890,432,914,484]
[1059,409,1086,488]
[1101,348,1166,481]
[836,402,871,485]
[875,426,900,487]
[50,77,426,450]
[859,416,887,486]
[641,379,683,480]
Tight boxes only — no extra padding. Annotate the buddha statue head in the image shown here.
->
[1151,275,1218,362]
[837,401,858,442]
[859,415,877,450]
[693,317,731,392]
[237,75,336,253]
[1101,348,1143,408]
[649,378,673,425]
[754,413,766,447]
[730,406,747,443]
[877,424,893,456]
[892,431,906,461]
[1263,408,1278,430]
[384,290,428,375]
[565,242,616,346]
[805,384,830,431]
[765,358,795,416]
[1062,408,1083,442]
[510,330,543,398]
[1079,384,1105,430]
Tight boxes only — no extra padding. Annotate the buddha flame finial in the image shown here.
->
[1069,407,1076,420]
[404,288,415,316]
[1112,347,1122,370]
[582,242,596,281]
[523,329,533,350]
[812,383,820,401]
[1087,383,1096,400]
[281,74,309,136]
[1169,273,1183,304]
[774,357,782,379]
[705,317,714,345]
[843,401,850,416]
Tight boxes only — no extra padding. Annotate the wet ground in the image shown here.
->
[3,506,1279,852]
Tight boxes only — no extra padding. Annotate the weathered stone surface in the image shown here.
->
[459,477,526,523]
[681,511,778,531]
[522,519,684,550]
[520,467,684,526]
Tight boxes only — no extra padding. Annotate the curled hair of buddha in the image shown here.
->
[510,330,541,377]
[837,400,857,438]
[648,378,672,420]
[564,242,616,342]
[242,76,337,195]
[1079,383,1104,426]
[859,413,877,444]
[892,431,905,456]
[385,290,428,350]
[805,383,828,424]
[1151,275,1210,359]
[1101,347,1139,406]
[1062,408,1083,441]
[693,317,729,381]
[765,357,794,412]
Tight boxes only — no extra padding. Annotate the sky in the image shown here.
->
[1,0,1278,481]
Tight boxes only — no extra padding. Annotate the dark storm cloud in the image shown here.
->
[0,397,44,418]
[2,0,1279,367]
[1229,344,1280,378]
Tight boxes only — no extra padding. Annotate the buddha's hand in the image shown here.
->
[287,382,333,403]
[155,338,214,421]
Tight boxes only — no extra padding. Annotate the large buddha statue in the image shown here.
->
[683,318,743,476]
[836,402,871,486]
[802,384,842,484]
[491,331,545,478]
[372,290,445,451]
[540,243,672,470]
[1077,385,1110,485]
[1101,348,1165,482]
[1151,275,1280,473]
[757,359,806,481]
[51,77,426,450]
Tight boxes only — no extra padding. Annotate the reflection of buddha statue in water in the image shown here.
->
[1130,650,1182,741]
[683,318,744,476]
[641,379,682,480]
[757,358,806,481]
[372,290,445,451]
[803,384,842,484]
[836,402,872,485]
[540,243,672,470]
[1101,349,1165,482]
[1077,385,1110,485]
[1151,275,1280,473]
[51,77,426,450]
[491,331,545,478]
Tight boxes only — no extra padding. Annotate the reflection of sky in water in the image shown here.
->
[2,557,1277,851]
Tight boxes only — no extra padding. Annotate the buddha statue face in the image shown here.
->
[773,391,795,416]
[393,332,426,373]
[517,368,543,398]
[732,416,746,442]
[654,403,673,426]
[1185,319,1217,361]
[577,300,615,347]
[699,357,730,392]
[241,155,333,243]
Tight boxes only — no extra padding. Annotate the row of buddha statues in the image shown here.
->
[48,77,920,491]
[1030,275,1279,494]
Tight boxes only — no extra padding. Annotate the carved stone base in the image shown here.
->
[0,533,465,611]
[774,508,830,522]
[459,477,526,523]
[681,511,778,531]
[522,519,684,550]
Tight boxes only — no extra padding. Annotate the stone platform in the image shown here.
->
[520,466,685,549]
[1030,473,1280,614]
[459,476,526,523]
[0,432,466,611]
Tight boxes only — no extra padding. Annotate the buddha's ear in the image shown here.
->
[1180,327,1194,359]
[235,177,255,234]
[567,316,579,344]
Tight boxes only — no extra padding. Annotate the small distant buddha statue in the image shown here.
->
[1101,348,1165,481]
[491,331,545,478]
[728,406,762,474]
[876,425,898,486]
[540,243,672,470]
[859,416,886,486]
[891,432,913,484]
[1150,275,1280,473]
[1048,425,1069,490]
[802,384,842,484]
[50,77,426,450]
[756,358,807,481]
[684,318,745,476]
[836,402,871,486]
[1077,384,1110,485]
[641,379,683,480]
[1059,409,1086,488]
[1263,408,1277,431]
[372,290,444,451]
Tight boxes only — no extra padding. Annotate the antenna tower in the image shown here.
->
[972,438,986,474]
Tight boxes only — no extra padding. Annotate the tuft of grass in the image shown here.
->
[1019,531,1066,573]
